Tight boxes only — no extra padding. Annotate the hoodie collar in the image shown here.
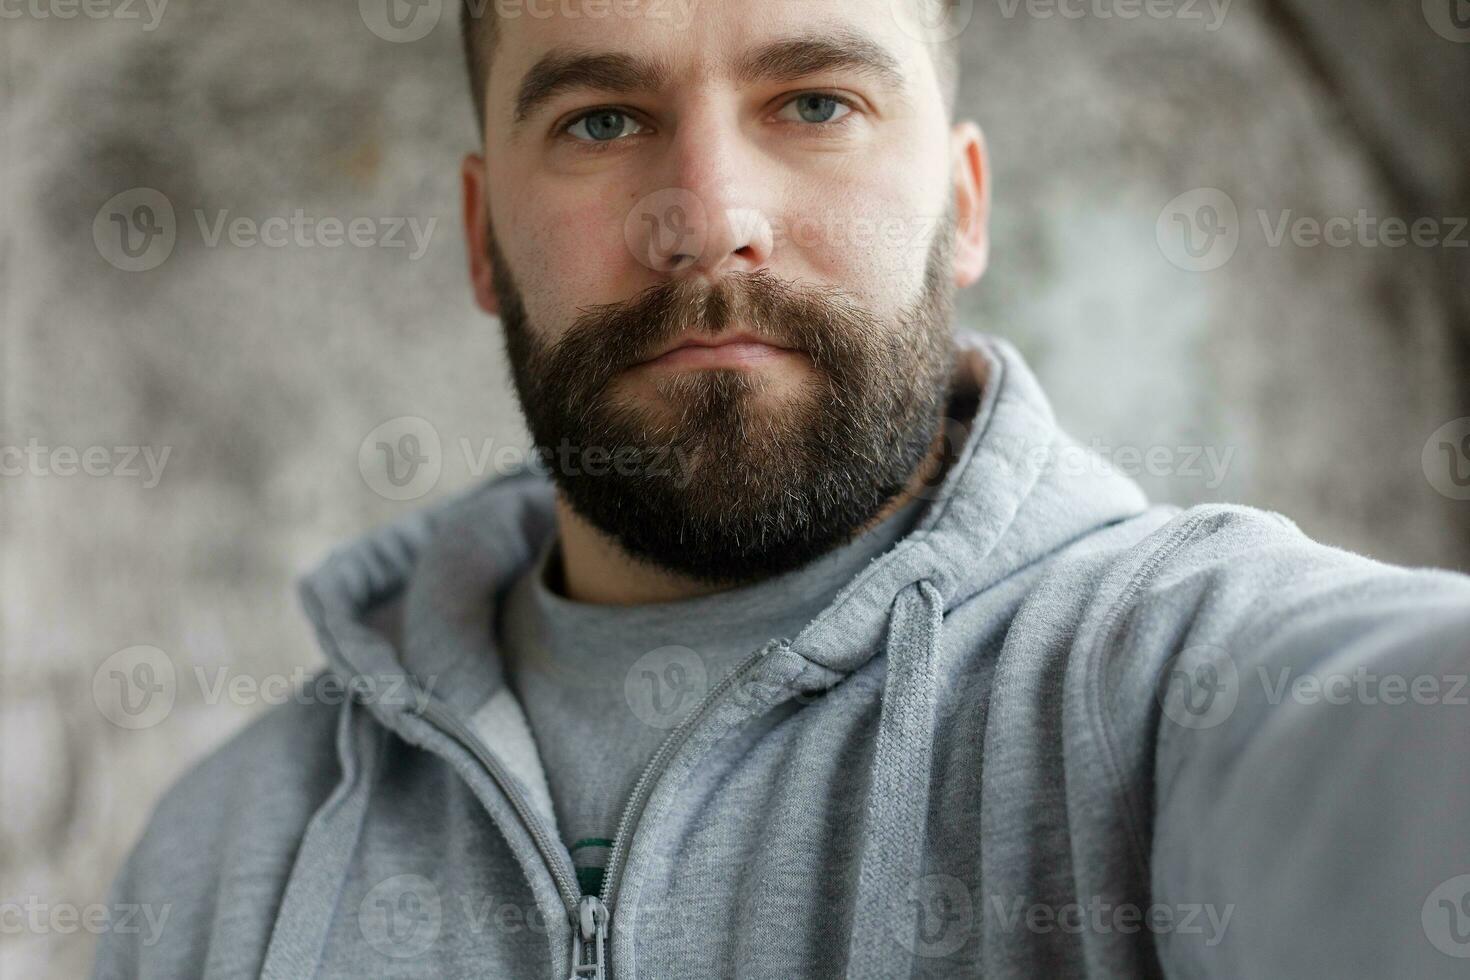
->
[297,330,1150,715]
[791,332,1149,673]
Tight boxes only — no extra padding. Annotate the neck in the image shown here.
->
[553,425,951,606]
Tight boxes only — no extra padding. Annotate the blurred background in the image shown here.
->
[2,0,1467,974]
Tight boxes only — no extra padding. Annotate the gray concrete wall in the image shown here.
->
[2,1,1466,975]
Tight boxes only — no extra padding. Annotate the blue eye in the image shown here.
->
[566,110,644,142]
[779,94,852,124]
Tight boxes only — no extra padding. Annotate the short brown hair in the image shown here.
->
[459,2,959,135]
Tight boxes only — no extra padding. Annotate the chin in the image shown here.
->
[613,362,813,419]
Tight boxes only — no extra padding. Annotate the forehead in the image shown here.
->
[484,0,937,108]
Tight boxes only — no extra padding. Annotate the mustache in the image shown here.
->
[547,269,882,396]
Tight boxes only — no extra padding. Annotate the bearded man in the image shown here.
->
[95,1,1470,978]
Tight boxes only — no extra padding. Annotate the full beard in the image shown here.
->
[492,216,958,586]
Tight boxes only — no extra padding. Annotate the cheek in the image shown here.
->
[778,155,947,314]
[497,179,647,343]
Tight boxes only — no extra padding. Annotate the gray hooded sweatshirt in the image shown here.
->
[95,332,1470,979]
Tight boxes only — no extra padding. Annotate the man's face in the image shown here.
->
[465,0,987,584]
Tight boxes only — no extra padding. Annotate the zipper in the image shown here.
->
[415,700,584,909]
[412,640,783,979]
[569,895,609,979]
[596,642,780,909]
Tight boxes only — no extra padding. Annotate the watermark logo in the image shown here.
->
[625,188,708,272]
[893,0,976,43]
[360,0,442,41]
[93,188,176,272]
[911,416,971,503]
[1156,188,1239,272]
[625,645,707,729]
[1423,417,1470,501]
[1424,0,1470,42]
[92,645,176,730]
[1423,874,1470,957]
[359,874,443,959]
[1155,644,1239,730]
[900,873,974,958]
[359,416,443,501]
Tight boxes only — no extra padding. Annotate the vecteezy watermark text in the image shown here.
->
[358,416,695,502]
[1157,642,1470,732]
[94,188,440,272]
[0,898,171,946]
[895,873,1234,958]
[92,645,437,730]
[194,209,436,260]
[0,0,167,30]
[1157,188,1469,272]
[1257,210,1470,250]
[1043,439,1234,489]
[995,0,1232,31]
[990,894,1234,946]
[1,439,170,488]
[359,0,698,44]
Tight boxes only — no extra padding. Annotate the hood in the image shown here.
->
[263,330,1152,978]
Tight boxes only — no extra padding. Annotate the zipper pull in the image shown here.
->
[568,895,609,980]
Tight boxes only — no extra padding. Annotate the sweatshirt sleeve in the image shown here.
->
[90,847,144,980]
[1148,509,1470,978]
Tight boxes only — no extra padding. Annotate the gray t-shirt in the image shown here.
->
[497,497,926,895]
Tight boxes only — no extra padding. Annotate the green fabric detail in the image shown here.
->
[571,839,612,896]
[575,865,606,897]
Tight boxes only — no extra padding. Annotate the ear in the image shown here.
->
[949,121,990,288]
[461,152,500,316]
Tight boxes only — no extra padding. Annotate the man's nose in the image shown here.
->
[624,110,776,279]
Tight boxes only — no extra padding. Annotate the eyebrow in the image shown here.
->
[511,29,907,128]
[514,51,672,125]
[732,30,906,91]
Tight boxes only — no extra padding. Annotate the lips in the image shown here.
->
[635,332,799,371]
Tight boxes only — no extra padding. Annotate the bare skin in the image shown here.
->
[460,0,991,604]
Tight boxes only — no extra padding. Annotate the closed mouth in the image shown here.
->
[634,332,800,371]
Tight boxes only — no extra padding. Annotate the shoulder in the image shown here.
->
[145,689,343,845]
[94,693,345,978]
[1092,502,1469,639]
[1144,508,1470,977]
